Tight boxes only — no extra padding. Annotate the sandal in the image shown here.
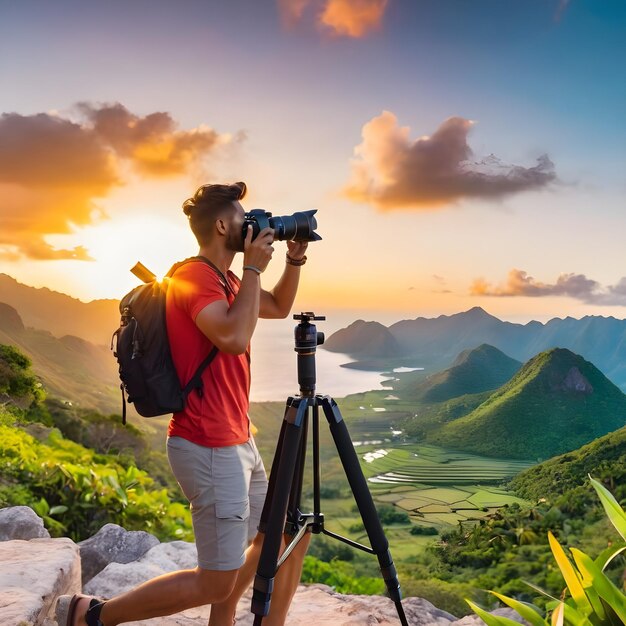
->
[56,594,106,626]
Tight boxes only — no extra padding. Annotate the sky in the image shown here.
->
[0,0,625,324]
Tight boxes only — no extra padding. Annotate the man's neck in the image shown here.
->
[197,244,236,276]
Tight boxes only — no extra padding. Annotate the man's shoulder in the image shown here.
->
[172,259,221,282]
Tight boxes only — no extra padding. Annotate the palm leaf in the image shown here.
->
[570,547,626,624]
[548,531,592,614]
[465,600,525,626]
[589,475,626,541]
[594,544,626,571]
[489,591,547,626]
[551,602,564,626]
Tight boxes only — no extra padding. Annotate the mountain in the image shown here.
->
[429,348,626,460]
[509,426,626,503]
[396,344,521,403]
[322,320,401,358]
[0,274,119,346]
[0,303,121,414]
[324,306,626,391]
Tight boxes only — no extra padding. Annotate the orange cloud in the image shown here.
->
[78,103,222,176]
[277,0,388,38]
[320,0,388,37]
[0,104,232,262]
[470,269,626,305]
[344,111,557,210]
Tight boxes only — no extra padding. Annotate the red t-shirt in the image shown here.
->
[165,261,250,447]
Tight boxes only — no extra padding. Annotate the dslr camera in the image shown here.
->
[242,209,322,244]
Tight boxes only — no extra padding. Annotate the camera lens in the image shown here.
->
[270,210,320,242]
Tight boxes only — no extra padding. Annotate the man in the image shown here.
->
[57,182,310,626]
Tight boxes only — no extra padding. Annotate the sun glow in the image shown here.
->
[43,214,196,300]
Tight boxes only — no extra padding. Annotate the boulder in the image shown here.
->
[78,523,160,584]
[0,506,50,541]
[0,537,80,625]
[84,540,197,597]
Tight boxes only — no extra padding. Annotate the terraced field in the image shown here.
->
[359,443,533,528]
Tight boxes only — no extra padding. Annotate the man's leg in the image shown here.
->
[66,567,238,626]
[208,530,311,626]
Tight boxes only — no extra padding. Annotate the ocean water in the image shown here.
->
[248,311,405,402]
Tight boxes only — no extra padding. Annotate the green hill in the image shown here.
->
[397,344,521,403]
[430,348,626,460]
[510,425,626,504]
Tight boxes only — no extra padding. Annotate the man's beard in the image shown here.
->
[225,226,244,253]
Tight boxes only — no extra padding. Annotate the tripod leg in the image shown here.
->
[320,396,409,626]
[252,397,308,624]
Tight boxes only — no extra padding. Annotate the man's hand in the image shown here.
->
[243,226,275,273]
[286,240,308,261]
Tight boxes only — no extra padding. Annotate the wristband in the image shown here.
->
[243,265,262,275]
[286,254,307,266]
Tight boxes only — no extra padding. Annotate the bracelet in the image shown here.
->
[243,265,262,275]
[286,254,307,266]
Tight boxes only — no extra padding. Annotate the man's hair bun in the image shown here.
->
[182,182,247,216]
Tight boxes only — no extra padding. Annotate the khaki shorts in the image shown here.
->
[166,435,268,571]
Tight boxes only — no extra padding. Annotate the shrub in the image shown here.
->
[468,476,626,625]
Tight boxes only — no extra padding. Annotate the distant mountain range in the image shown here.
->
[427,347,626,460]
[324,306,626,391]
[0,302,121,414]
[0,274,119,346]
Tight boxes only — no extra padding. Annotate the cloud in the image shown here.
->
[78,103,222,176]
[277,0,388,38]
[344,111,557,210]
[431,274,452,294]
[470,269,626,305]
[320,0,388,37]
[0,103,231,261]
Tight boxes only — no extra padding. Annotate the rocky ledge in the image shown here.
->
[0,506,525,626]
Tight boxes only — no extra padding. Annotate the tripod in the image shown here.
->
[251,313,408,625]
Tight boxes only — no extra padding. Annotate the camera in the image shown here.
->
[242,209,322,244]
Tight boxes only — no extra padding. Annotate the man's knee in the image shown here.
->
[194,567,238,601]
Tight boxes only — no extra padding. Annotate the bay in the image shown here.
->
[249,310,405,402]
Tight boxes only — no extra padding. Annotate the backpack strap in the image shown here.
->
[166,256,238,401]
[182,346,219,400]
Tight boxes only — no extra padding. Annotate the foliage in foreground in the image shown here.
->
[0,410,193,542]
[0,343,192,542]
[468,476,626,625]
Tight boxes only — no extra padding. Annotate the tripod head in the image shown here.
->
[293,312,325,396]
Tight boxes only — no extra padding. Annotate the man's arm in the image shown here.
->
[260,241,308,319]
[195,226,274,354]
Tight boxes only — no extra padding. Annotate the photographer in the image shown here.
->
[58,182,310,626]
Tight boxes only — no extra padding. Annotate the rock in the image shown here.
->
[561,366,593,394]
[0,537,80,625]
[78,523,160,584]
[234,584,458,625]
[0,506,50,541]
[83,540,197,597]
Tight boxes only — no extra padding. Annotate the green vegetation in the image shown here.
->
[0,344,192,542]
[3,340,626,618]
[468,477,626,625]
[430,348,626,460]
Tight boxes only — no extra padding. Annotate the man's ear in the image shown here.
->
[215,217,227,237]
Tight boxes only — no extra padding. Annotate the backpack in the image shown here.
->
[111,256,231,424]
